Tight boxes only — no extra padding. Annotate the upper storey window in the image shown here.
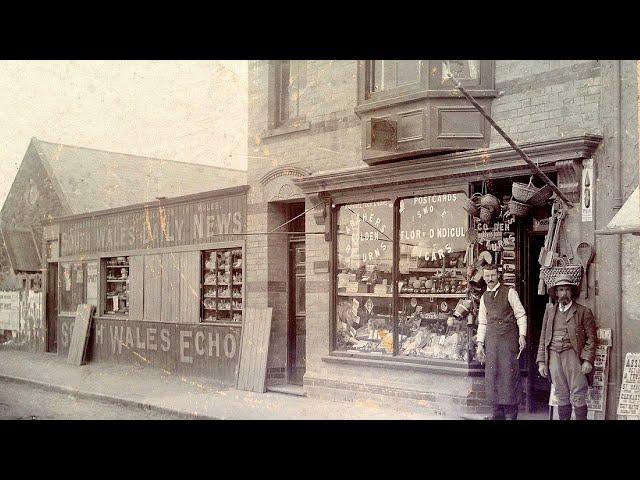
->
[274,60,306,127]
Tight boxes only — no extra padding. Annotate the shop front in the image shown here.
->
[295,135,603,416]
[43,186,248,386]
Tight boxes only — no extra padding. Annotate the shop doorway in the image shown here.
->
[525,233,552,412]
[46,263,58,353]
[287,203,306,385]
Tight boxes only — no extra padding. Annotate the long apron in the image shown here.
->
[485,321,521,405]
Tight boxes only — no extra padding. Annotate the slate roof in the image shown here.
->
[32,139,247,215]
[0,227,41,272]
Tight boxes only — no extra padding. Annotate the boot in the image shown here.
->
[492,404,505,420]
[504,404,519,420]
[558,404,572,420]
[574,405,588,420]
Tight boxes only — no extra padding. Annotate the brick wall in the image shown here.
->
[247,60,637,412]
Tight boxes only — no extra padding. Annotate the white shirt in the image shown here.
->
[477,283,527,343]
[558,301,573,313]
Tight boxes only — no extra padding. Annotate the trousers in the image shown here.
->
[549,348,588,407]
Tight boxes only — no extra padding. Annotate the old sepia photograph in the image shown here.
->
[0,59,638,421]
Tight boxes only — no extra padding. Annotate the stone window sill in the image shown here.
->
[261,119,311,139]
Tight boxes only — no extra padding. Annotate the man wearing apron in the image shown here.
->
[476,266,527,420]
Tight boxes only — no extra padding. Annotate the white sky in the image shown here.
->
[0,60,248,206]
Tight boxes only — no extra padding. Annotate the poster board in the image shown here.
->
[586,328,612,416]
[0,291,20,330]
[67,304,95,366]
[236,307,272,393]
[617,352,640,419]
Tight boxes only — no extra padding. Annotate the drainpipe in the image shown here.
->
[611,60,624,417]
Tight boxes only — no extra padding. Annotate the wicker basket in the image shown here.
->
[508,199,531,218]
[479,206,495,223]
[463,193,481,217]
[527,184,554,207]
[540,265,583,288]
[479,193,500,210]
[512,177,539,203]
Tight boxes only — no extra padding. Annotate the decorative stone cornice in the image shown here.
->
[293,134,603,195]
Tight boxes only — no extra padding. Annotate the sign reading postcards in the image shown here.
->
[399,193,469,261]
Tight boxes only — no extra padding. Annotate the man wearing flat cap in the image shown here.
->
[536,274,597,420]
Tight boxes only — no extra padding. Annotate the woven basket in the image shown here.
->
[512,177,539,203]
[463,193,481,217]
[540,265,583,288]
[479,206,495,223]
[479,193,500,210]
[508,199,531,218]
[527,184,554,207]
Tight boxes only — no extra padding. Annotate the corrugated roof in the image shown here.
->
[1,227,41,272]
[32,139,247,215]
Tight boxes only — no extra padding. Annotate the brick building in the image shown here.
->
[247,60,640,418]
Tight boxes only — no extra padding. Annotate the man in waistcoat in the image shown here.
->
[536,275,596,420]
[476,265,527,420]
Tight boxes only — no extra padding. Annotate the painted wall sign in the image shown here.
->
[57,316,241,385]
[59,193,246,257]
[617,352,640,417]
[0,291,20,330]
[341,201,393,266]
[582,158,593,222]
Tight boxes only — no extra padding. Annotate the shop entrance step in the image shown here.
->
[266,384,306,397]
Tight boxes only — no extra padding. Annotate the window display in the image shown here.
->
[202,248,243,323]
[104,256,129,316]
[398,193,471,361]
[335,201,394,355]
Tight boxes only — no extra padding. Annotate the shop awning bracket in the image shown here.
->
[444,64,574,208]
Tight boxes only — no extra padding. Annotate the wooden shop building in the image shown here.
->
[41,186,248,385]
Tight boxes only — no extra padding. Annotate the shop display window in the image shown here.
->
[59,262,85,314]
[201,248,243,323]
[335,200,394,355]
[104,256,129,316]
[398,193,470,361]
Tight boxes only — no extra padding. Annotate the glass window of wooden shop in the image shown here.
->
[334,193,475,363]
[201,248,243,323]
[103,256,130,316]
[59,262,85,314]
[336,200,394,355]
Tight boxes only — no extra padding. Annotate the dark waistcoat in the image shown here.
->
[482,285,516,326]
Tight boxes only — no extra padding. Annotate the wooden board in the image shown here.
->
[66,304,95,366]
[128,255,144,319]
[143,254,162,321]
[236,307,272,393]
[161,253,181,323]
[179,251,200,324]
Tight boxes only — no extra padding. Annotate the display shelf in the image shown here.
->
[399,292,467,298]
[403,268,464,273]
[107,279,128,283]
[106,265,129,269]
[337,292,392,297]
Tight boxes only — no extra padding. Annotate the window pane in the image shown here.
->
[443,60,480,81]
[104,257,129,316]
[398,193,470,361]
[372,60,420,92]
[60,262,85,313]
[336,201,394,355]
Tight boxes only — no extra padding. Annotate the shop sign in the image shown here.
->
[57,317,241,383]
[617,352,640,418]
[342,201,393,264]
[582,158,593,222]
[59,194,246,257]
[0,292,20,330]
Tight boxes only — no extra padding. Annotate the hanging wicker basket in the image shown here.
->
[463,193,482,217]
[540,265,583,288]
[508,199,531,218]
[479,193,500,210]
[479,206,495,223]
[512,176,539,203]
[527,184,554,207]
